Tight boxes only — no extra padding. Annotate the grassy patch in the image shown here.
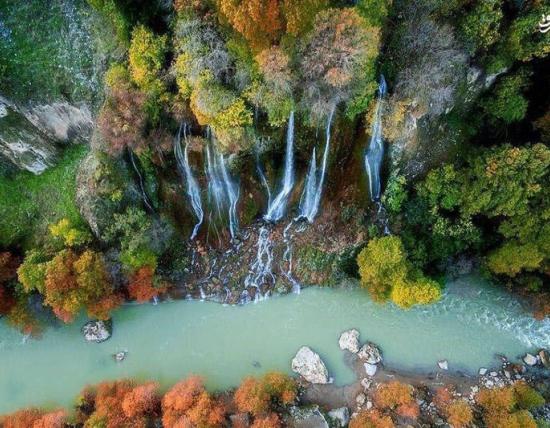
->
[0,145,89,250]
[0,0,109,104]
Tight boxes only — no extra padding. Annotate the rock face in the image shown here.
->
[339,329,360,353]
[291,346,329,384]
[358,343,382,364]
[82,320,112,343]
[539,349,550,368]
[328,407,349,427]
[0,96,93,174]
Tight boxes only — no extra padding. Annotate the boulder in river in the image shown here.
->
[338,329,360,353]
[523,353,538,366]
[82,320,112,343]
[364,363,377,377]
[437,360,449,370]
[538,350,549,368]
[291,346,329,384]
[328,407,349,427]
[358,342,382,364]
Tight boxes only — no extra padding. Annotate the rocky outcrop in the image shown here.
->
[339,329,360,354]
[0,102,58,174]
[358,343,382,365]
[76,148,140,239]
[0,96,93,174]
[291,347,330,384]
[382,0,498,178]
[327,407,349,427]
[287,406,329,428]
[82,320,112,343]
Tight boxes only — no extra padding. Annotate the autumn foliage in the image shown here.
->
[374,381,420,420]
[127,266,167,302]
[162,376,226,427]
[349,409,395,428]
[78,380,160,428]
[234,372,297,416]
[0,408,66,428]
[43,250,121,323]
[476,383,543,428]
[98,86,147,155]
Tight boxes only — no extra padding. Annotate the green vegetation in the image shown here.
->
[357,236,442,308]
[0,146,89,250]
[0,0,110,104]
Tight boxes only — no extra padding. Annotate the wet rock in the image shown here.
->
[230,413,250,427]
[360,378,372,391]
[328,407,349,427]
[288,406,329,428]
[479,368,488,376]
[364,363,377,377]
[358,342,382,364]
[291,346,329,384]
[339,329,360,354]
[356,393,366,406]
[437,360,449,370]
[113,350,128,362]
[523,353,538,366]
[82,320,112,343]
[538,349,550,368]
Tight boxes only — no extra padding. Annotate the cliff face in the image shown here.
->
[0,0,114,174]
[0,97,93,174]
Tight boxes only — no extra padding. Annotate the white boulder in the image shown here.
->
[339,329,360,353]
[364,363,377,377]
[523,353,538,366]
[291,346,329,384]
[437,360,449,370]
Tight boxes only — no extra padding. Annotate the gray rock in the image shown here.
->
[328,407,349,427]
[338,329,360,354]
[288,406,329,428]
[538,349,550,368]
[358,342,382,364]
[229,413,250,427]
[523,353,538,366]
[437,360,449,370]
[291,346,329,384]
[364,363,377,377]
[82,320,112,343]
[356,393,366,406]
[479,368,488,376]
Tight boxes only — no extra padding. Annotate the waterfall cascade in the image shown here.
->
[205,140,240,239]
[298,106,336,222]
[129,150,154,213]
[365,76,387,201]
[265,111,295,222]
[174,124,204,240]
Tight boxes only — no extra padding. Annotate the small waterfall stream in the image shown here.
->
[365,76,387,201]
[265,111,295,222]
[174,124,204,240]
[298,105,336,222]
[129,149,154,213]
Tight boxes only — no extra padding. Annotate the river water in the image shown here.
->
[0,275,548,413]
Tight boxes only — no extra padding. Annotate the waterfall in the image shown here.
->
[265,111,295,222]
[205,139,240,239]
[298,105,336,222]
[129,150,154,213]
[244,226,275,300]
[365,76,387,201]
[256,150,272,208]
[219,152,240,239]
[174,124,204,240]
